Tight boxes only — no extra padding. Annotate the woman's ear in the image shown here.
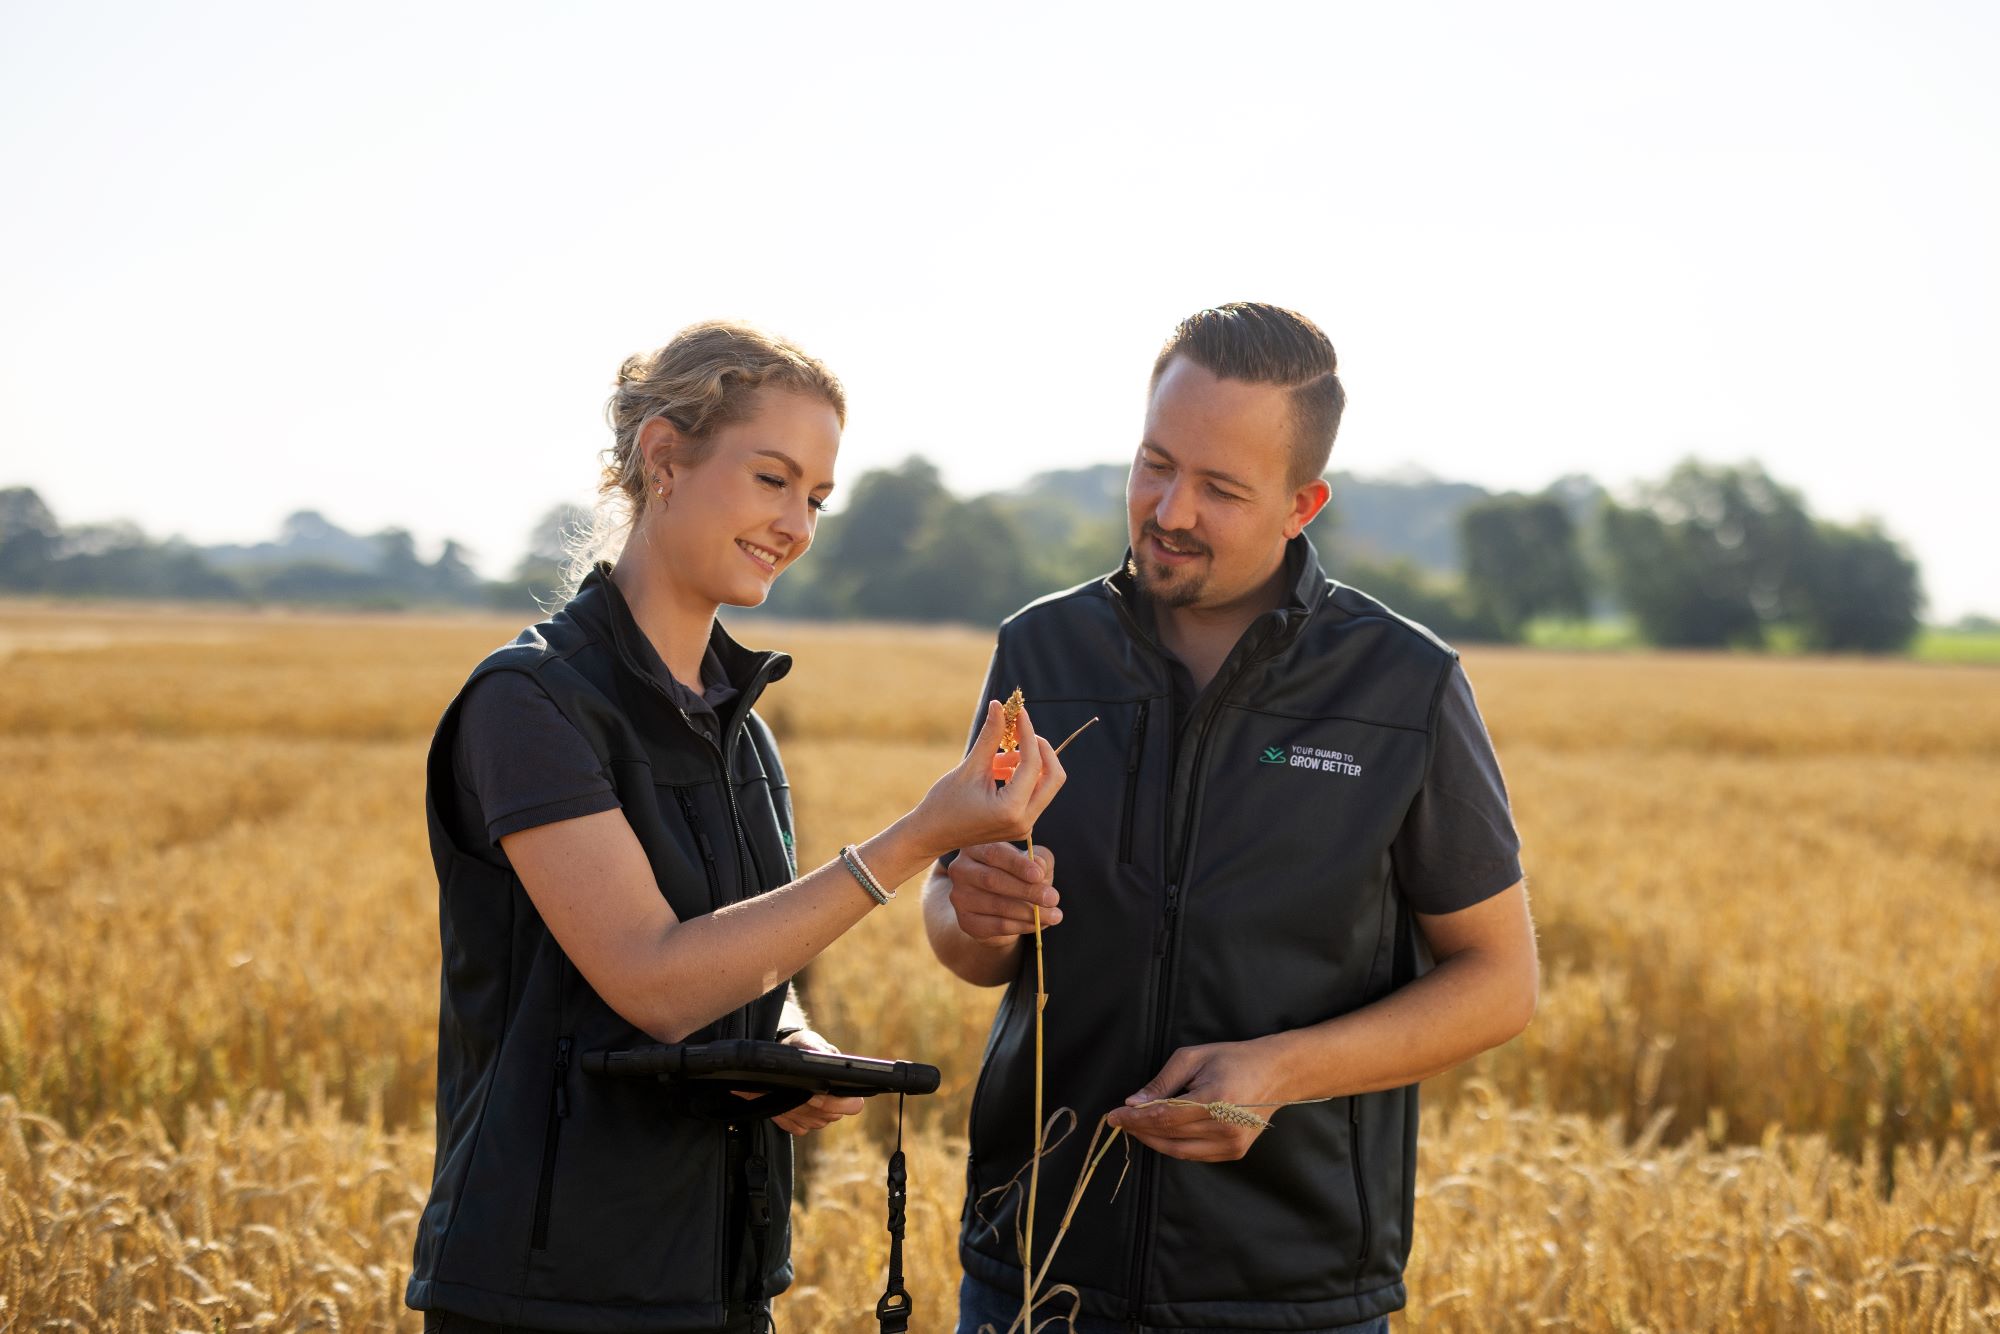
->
[638,417,682,503]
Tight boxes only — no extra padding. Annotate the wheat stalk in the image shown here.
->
[993,691,1097,1333]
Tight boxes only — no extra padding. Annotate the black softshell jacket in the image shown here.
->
[960,537,1455,1331]
[407,567,799,1332]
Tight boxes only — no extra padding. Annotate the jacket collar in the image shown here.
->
[568,563,793,731]
[1108,531,1332,648]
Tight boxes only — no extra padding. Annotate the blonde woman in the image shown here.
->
[405,322,1065,1334]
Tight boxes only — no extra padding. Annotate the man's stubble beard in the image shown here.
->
[1138,557,1207,609]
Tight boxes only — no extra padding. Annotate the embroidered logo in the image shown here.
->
[1266,742,1364,777]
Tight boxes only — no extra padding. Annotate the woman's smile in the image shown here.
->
[737,538,784,575]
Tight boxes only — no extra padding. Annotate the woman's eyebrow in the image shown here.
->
[753,449,803,478]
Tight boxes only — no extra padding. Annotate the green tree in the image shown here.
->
[1795,521,1923,652]
[0,487,60,589]
[809,458,955,619]
[1601,460,1818,648]
[1458,493,1590,640]
[1339,557,1502,643]
[894,495,1040,625]
[429,539,484,602]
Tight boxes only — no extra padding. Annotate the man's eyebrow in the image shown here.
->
[1139,440,1255,493]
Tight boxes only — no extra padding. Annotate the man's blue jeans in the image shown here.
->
[954,1273,1391,1334]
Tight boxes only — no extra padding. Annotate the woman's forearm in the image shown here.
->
[636,813,944,1041]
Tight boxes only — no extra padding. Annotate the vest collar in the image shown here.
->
[569,563,793,728]
[1108,531,1332,652]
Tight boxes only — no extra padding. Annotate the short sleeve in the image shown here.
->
[1389,661,1524,915]
[454,671,621,847]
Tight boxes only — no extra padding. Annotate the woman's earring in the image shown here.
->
[654,473,669,510]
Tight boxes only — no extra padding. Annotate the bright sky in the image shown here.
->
[3,2,1995,618]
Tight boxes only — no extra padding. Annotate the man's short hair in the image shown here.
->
[1150,303,1344,488]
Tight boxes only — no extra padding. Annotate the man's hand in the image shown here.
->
[945,842,1061,942]
[1105,1038,1288,1162]
[760,1030,866,1137]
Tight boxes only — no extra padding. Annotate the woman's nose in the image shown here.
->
[773,496,812,544]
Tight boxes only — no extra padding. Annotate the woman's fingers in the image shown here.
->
[965,699,1005,771]
[1005,706,1044,797]
[1028,737,1065,812]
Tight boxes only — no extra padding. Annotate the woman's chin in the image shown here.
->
[719,578,776,610]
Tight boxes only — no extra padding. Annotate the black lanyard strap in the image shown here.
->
[875,1094,912,1333]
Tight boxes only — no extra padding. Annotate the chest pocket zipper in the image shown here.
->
[1118,701,1149,865]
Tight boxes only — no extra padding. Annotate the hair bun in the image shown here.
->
[616,352,653,387]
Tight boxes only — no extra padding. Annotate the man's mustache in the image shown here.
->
[1142,523,1210,558]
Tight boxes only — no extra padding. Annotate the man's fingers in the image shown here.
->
[1128,1046,1204,1107]
[955,858,1059,909]
[969,840,1046,884]
[957,895,1061,936]
[1126,1126,1233,1159]
[1108,1100,1210,1133]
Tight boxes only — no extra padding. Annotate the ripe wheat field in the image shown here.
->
[1,600,1996,1332]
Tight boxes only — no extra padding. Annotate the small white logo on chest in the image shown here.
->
[1281,742,1363,777]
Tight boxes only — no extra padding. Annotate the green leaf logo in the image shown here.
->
[1260,746,1288,765]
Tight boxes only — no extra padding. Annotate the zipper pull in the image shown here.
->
[554,1036,572,1118]
[676,791,717,862]
[1154,884,1179,957]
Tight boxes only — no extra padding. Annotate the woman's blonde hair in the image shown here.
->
[562,320,846,596]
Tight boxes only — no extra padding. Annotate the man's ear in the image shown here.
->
[1285,477,1332,539]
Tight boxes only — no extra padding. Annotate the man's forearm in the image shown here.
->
[920,867,1022,987]
[1256,943,1536,1104]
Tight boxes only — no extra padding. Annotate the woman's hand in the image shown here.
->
[769,1029,867,1136]
[908,699,1067,859]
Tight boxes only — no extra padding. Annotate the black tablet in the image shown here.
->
[582,1039,941,1098]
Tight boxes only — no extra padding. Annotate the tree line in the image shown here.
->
[0,456,1929,653]
[1451,461,1923,652]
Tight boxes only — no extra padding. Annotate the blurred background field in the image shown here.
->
[2,601,1997,1331]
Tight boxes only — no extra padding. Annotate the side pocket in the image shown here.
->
[1117,701,1150,865]
[530,1035,572,1251]
[1348,1096,1373,1270]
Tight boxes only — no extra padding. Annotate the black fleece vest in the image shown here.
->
[407,567,799,1332]
[960,536,1455,1332]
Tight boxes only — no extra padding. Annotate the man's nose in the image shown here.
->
[1153,476,1199,535]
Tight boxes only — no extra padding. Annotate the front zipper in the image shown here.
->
[721,1123,747,1304]
[1126,614,1286,1323]
[530,1035,572,1250]
[1117,701,1149,865]
[1349,1098,1374,1269]
[673,788,724,909]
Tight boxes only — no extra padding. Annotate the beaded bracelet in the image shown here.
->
[839,844,894,905]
